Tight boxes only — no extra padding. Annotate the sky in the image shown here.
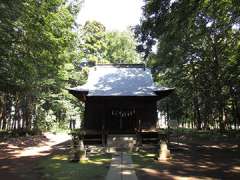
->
[77,0,144,31]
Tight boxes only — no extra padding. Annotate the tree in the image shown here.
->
[106,31,141,64]
[0,0,81,132]
[78,21,142,64]
[135,0,240,130]
[78,20,108,64]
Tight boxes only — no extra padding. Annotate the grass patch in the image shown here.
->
[131,150,159,170]
[38,152,112,180]
[0,129,42,141]
[172,128,240,141]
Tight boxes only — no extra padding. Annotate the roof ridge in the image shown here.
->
[96,63,146,68]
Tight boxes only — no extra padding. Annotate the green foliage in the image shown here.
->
[0,0,82,132]
[1,0,75,92]
[78,21,142,64]
[136,0,240,130]
[106,31,141,63]
[78,20,108,64]
[0,1,142,133]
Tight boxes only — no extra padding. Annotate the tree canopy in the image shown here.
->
[0,0,82,132]
[0,2,142,133]
[135,0,240,130]
[78,21,141,64]
[2,0,238,133]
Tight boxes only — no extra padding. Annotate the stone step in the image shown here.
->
[107,134,137,152]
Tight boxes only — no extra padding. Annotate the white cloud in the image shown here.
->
[77,0,144,31]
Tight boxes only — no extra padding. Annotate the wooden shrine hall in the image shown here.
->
[68,64,174,146]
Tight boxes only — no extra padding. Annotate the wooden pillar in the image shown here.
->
[102,104,106,146]
[136,108,142,147]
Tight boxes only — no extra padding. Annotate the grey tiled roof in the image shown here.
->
[69,65,172,96]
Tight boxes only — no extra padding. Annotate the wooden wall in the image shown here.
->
[83,96,158,132]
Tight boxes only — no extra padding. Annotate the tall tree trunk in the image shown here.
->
[22,95,28,130]
[0,94,3,130]
[1,94,7,130]
[193,98,201,130]
[6,94,12,131]
[190,59,202,130]
[25,94,34,131]
[235,100,240,130]
[232,101,237,130]
[219,109,225,132]
[212,37,226,131]
[14,94,20,130]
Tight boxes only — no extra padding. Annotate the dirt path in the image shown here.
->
[1,134,240,180]
[0,133,71,180]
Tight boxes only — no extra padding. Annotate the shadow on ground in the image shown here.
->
[38,150,111,180]
[0,135,50,159]
[133,140,240,180]
[0,134,71,180]
[1,134,240,180]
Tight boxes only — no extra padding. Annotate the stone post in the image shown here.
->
[158,140,171,161]
[71,134,80,162]
[79,138,88,160]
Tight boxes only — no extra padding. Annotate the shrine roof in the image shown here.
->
[68,64,173,97]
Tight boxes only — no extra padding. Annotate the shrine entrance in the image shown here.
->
[68,64,174,146]
[107,108,137,134]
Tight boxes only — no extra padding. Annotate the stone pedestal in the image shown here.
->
[70,138,88,162]
[158,141,171,161]
[79,139,88,160]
